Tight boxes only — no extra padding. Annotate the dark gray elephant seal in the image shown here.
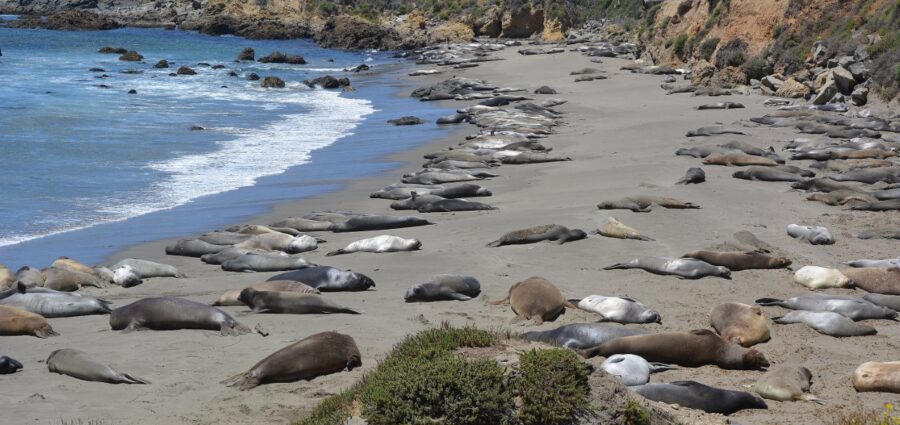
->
[686,126,748,137]
[790,178,859,192]
[110,297,250,335]
[773,311,876,337]
[222,331,361,390]
[201,247,275,265]
[239,289,360,314]
[787,224,834,245]
[733,167,805,182]
[862,293,900,311]
[15,266,44,287]
[221,253,312,272]
[331,215,433,232]
[404,275,481,302]
[198,231,252,245]
[754,365,824,403]
[487,224,586,247]
[597,196,700,212]
[676,167,706,184]
[0,356,22,374]
[390,194,446,210]
[430,184,492,198]
[521,323,648,349]
[0,283,112,318]
[756,294,897,321]
[417,199,496,212]
[165,239,228,257]
[604,257,731,279]
[681,250,791,271]
[632,381,767,415]
[268,266,374,292]
[47,349,149,384]
[601,354,676,386]
[829,167,900,184]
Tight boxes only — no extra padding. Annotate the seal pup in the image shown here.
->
[862,293,900,312]
[633,381,767,415]
[574,295,661,324]
[112,265,142,287]
[676,167,706,184]
[0,305,58,338]
[221,253,312,272]
[490,277,575,324]
[596,218,654,241]
[212,281,319,306]
[238,289,360,314]
[0,283,112,318]
[773,311,877,337]
[0,356,22,374]
[47,349,149,384]
[222,331,361,390]
[521,323,648,349]
[487,224,586,247]
[404,275,481,302]
[710,303,771,347]
[268,266,375,292]
[756,294,897,321]
[787,224,834,245]
[42,267,106,291]
[165,239,228,257]
[110,297,250,335]
[578,329,771,370]
[604,257,731,279]
[840,268,900,295]
[111,259,184,278]
[754,365,824,403]
[601,354,676,386]
[793,266,850,289]
[326,235,421,256]
[847,258,900,269]
[681,251,791,271]
[853,362,900,393]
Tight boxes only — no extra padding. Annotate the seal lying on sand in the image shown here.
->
[14,266,44,287]
[47,349,149,384]
[633,381,767,414]
[490,276,574,324]
[681,250,790,271]
[676,167,706,184]
[787,224,834,245]
[239,290,360,314]
[847,258,900,269]
[793,266,850,289]
[597,217,654,241]
[686,126,748,137]
[773,311,877,337]
[166,239,228,257]
[222,331,361,390]
[601,354,676,386]
[110,259,184,278]
[862,293,900,311]
[604,257,731,279]
[522,323,648,349]
[233,233,318,254]
[221,253,312,272]
[754,365,824,403]
[331,215,433,232]
[597,196,700,212]
[710,303,771,347]
[327,235,421,256]
[212,281,319,306]
[574,295,661,324]
[756,294,897,321]
[0,305,58,338]
[0,356,22,374]
[703,153,777,166]
[853,361,900,393]
[487,224,586,247]
[42,267,106,291]
[0,283,111,318]
[404,275,481,302]
[841,267,900,295]
[110,297,250,335]
[733,167,806,182]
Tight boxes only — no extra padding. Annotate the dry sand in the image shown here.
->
[2,47,899,425]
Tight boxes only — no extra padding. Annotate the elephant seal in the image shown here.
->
[686,126,748,137]
[201,247,278,265]
[756,294,897,321]
[490,277,575,324]
[50,257,101,278]
[166,239,228,257]
[850,199,900,211]
[787,224,834,245]
[15,266,45,287]
[522,323,648,349]
[597,196,700,212]
[198,231,252,245]
[0,305,58,338]
[806,190,876,206]
[110,297,250,335]
[793,266,850,289]
[417,199,496,212]
[841,267,900,295]
[773,311,876,337]
[754,365,823,403]
[676,167,706,184]
[238,289,360,314]
[853,361,900,393]
[703,153,777,166]
[233,233,317,254]
[331,215,433,232]
[47,349,149,384]
[42,267,106,291]
[0,283,112,317]
[221,253,312,272]
[710,303,771,347]
[113,265,142,287]
[696,101,744,109]
[487,224,586,247]
[0,265,14,290]
[604,257,731,279]
[222,331,361,390]
[0,356,23,374]
[268,266,374,292]
[862,293,900,312]
[578,329,770,370]
[857,228,900,240]
[633,381,767,414]
[601,354,676,386]
[390,194,447,210]
[597,218,654,241]
[791,178,859,192]
[326,235,421,256]
[213,281,319,306]
[681,251,791,271]
[848,258,900,269]
[430,184,492,198]
[404,275,481,302]
[733,167,805,182]
[574,295,661,324]
[111,259,184,278]
[270,217,335,231]
[829,167,900,184]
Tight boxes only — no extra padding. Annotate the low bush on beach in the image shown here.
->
[514,349,592,425]
[826,403,900,425]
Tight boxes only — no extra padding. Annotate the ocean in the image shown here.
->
[0,22,454,269]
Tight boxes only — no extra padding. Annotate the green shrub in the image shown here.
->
[296,391,355,425]
[672,33,689,57]
[514,349,591,425]
[677,0,693,15]
[742,55,771,80]
[699,37,720,60]
[623,397,652,425]
[773,23,788,39]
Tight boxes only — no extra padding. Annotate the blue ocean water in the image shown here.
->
[0,23,454,268]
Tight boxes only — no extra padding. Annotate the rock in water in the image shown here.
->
[387,116,424,126]
[261,76,285,89]
[237,47,255,61]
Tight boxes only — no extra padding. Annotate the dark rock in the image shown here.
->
[190,126,205,131]
[9,10,120,31]
[119,51,143,62]
[313,14,409,51]
[154,60,169,69]
[247,73,260,81]
[258,52,306,64]
[181,17,313,40]
[95,84,110,89]
[831,66,856,95]
[304,75,350,89]
[534,86,557,94]
[346,64,370,72]
[98,47,127,54]
[261,76,285,89]
[811,41,829,65]
[168,73,177,77]
[237,47,255,61]
[212,64,226,69]
[177,66,197,76]
[197,62,211,67]
[387,116,424,126]
[127,89,137,95]
[228,71,239,77]
[89,68,105,72]
[812,80,838,105]
[847,62,869,82]
[121,70,142,74]
[851,85,869,106]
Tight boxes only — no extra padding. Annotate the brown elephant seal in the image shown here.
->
[239,289,360,314]
[632,381,767,415]
[681,250,791,271]
[0,305,58,338]
[110,297,250,335]
[487,224,586,247]
[733,167,805,182]
[597,217,654,241]
[597,196,700,213]
[222,331,361,390]
[753,365,823,403]
[710,303,771,347]
[15,266,45,288]
[578,329,770,370]
[213,281,319,306]
[0,265,13,290]
[853,361,900,393]
[702,153,777,166]
[806,190,877,206]
[50,256,101,278]
[490,277,575,324]
[841,268,900,295]
[47,349,149,384]
[42,267,107,291]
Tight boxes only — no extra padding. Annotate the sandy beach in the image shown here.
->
[2,46,898,425]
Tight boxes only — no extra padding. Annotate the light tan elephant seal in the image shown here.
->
[754,365,823,403]
[490,277,575,324]
[0,305,58,338]
[710,302,771,347]
[212,281,320,306]
[853,361,900,393]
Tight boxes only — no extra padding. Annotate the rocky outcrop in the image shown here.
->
[6,9,121,30]
[98,47,128,54]
[314,15,407,51]
[261,76,285,88]
[176,66,197,75]
[179,16,314,40]
[258,52,306,64]
[154,60,170,69]
[237,48,254,61]
[304,75,350,89]
[119,51,143,62]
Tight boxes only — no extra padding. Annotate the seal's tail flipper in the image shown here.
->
[632,234,655,242]
[449,293,473,301]
[755,298,783,306]
[119,373,150,384]
[799,394,826,405]
[35,324,59,338]
[564,300,579,309]
[325,249,346,256]
[488,296,510,306]
[341,307,362,314]
[648,362,678,373]
[486,240,503,247]
[221,372,260,391]
[603,263,628,270]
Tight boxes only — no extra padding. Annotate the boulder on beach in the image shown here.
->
[258,52,306,64]
[177,66,197,76]
[261,76,286,89]
[304,75,350,89]
[388,116,424,126]
[153,60,169,69]
[119,51,144,62]
[237,47,255,61]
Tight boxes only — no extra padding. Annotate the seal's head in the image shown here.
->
[742,348,770,370]
[352,273,376,290]
[286,235,316,254]
[237,288,258,307]
[404,284,424,302]
[641,309,663,324]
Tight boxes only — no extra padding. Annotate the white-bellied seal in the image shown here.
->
[574,295,661,324]
[221,253,312,272]
[267,266,374,292]
[42,267,107,291]
[404,275,481,302]
[0,305,58,338]
[213,281,319,306]
[239,289,360,314]
[331,215,433,232]
[326,235,421,256]
[862,293,900,311]
[848,258,900,269]
[676,167,706,184]
[754,365,823,403]
[113,265,142,287]
[686,126,748,137]
[840,267,900,295]
[793,266,850,289]
[0,356,22,374]
[233,233,317,254]
[490,276,575,324]
[596,196,700,212]
[633,381,767,415]
[487,224,586,247]
[604,257,731,279]
[681,250,791,271]
[787,224,834,245]
[756,294,897,321]
[111,258,184,278]
[166,239,228,257]
[0,283,112,317]
[578,329,771,370]
[521,323,648,349]
[853,361,900,393]
[601,354,676,386]
[710,303,771,347]
[47,349,149,384]
[201,247,280,265]
[110,297,249,335]
[15,266,45,287]
[222,331,361,390]
[773,310,877,337]
[597,217,654,241]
